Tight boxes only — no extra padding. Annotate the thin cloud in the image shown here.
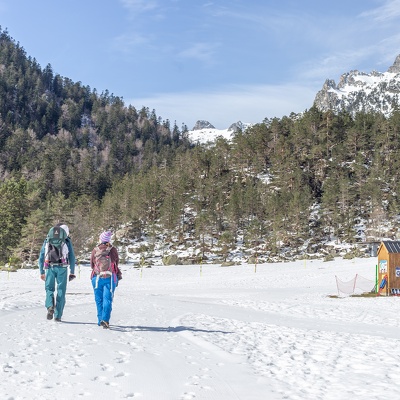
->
[208,5,310,34]
[375,34,400,67]
[360,0,400,22]
[113,32,153,53]
[119,0,159,14]
[178,42,220,65]
[300,49,376,83]
[292,1,400,84]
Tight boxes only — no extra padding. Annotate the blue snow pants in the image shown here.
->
[91,276,117,325]
[45,266,68,319]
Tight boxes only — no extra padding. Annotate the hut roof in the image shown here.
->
[381,240,400,253]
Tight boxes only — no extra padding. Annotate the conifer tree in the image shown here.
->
[0,178,28,262]
[15,208,47,265]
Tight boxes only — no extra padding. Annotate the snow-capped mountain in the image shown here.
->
[187,120,253,144]
[314,54,400,116]
[188,56,400,140]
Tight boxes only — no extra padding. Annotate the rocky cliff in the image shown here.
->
[314,54,400,116]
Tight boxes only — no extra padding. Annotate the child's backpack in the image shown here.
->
[45,226,68,265]
[93,245,113,276]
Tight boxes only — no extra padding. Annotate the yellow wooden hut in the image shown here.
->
[377,240,400,295]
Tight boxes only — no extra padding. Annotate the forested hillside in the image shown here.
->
[0,28,399,266]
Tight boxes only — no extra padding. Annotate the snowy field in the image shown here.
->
[1,258,400,400]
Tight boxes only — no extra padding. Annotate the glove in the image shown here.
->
[69,274,76,282]
[117,273,122,281]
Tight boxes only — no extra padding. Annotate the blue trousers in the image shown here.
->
[91,276,117,325]
[45,266,68,319]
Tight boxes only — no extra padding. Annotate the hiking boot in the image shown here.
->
[54,318,62,322]
[47,307,54,320]
[100,320,109,329]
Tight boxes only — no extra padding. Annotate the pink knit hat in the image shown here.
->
[99,230,112,243]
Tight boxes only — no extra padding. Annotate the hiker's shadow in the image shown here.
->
[62,321,99,326]
[110,325,232,334]
[61,321,232,334]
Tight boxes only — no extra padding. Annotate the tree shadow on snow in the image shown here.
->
[109,325,233,334]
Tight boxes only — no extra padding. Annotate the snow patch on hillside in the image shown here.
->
[187,121,254,144]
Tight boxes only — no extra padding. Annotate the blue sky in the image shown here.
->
[1,0,400,129]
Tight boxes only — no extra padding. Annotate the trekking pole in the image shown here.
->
[200,259,202,277]
[8,257,11,280]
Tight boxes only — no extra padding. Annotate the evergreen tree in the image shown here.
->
[15,208,47,265]
[0,178,28,262]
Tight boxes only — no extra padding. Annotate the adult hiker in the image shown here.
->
[38,224,76,322]
[90,230,122,329]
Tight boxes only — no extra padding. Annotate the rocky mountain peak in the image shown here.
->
[314,54,400,116]
[192,120,215,130]
[228,121,246,132]
[388,54,400,74]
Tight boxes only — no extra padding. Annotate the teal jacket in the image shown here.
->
[38,237,76,275]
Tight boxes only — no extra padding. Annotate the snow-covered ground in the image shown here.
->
[1,258,399,400]
[186,122,253,144]
[187,127,234,144]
